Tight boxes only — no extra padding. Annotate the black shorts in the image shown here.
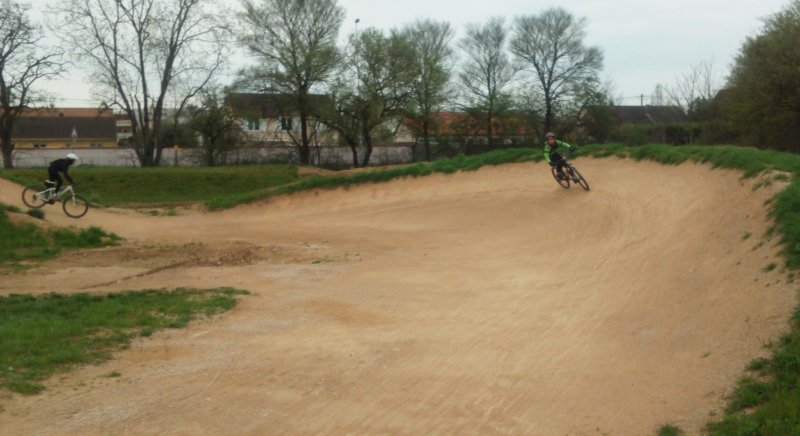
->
[550,153,566,167]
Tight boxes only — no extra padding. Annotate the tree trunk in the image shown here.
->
[361,132,373,167]
[544,95,554,133]
[422,118,432,161]
[154,139,164,166]
[487,109,494,148]
[139,140,155,167]
[298,101,311,165]
[1,126,13,169]
[1,142,13,169]
[350,144,359,168]
[0,115,14,169]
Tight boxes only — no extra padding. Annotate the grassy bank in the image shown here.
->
[0,203,120,267]
[0,287,248,395]
[0,165,299,207]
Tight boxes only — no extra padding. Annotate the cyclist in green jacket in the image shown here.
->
[543,132,575,179]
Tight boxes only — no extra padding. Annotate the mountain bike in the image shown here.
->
[550,154,590,191]
[22,181,90,218]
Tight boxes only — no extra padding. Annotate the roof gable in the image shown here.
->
[611,106,688,124]
[13,116,117,140]
[409,112,532,136]
[20,107,114,118]
[227,93,333,118]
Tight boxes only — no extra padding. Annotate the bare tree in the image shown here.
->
[51,0,228,167]
[0,0,64,169]
[667,59,724,116]
[239,0,344,165]
[511,8,603,134]
[459,17,516,148]
[400,19,454,161]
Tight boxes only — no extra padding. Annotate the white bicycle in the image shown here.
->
[22,181,90,218]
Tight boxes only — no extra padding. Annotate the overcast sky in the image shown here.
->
[28,0,790,106]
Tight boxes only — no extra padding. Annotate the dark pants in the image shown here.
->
[48,169,63,193]
[551,153,568,174]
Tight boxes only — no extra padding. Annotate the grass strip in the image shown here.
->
[0,165,299,207]
[0,287,248,395]
[0,203,120,266]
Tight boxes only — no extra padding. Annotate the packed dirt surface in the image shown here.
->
[0,159,796,435]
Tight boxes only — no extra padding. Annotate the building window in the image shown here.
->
[246,118,261,131]
[33,143,47,148]
[280,117,293,131]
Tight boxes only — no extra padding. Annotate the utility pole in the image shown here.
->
[354,18,363,160]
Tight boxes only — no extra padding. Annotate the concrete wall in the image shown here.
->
[2,145,413,168]
[6,148,141,168]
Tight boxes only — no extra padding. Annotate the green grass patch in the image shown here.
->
[704,307,800,434]
[0,204,119,266]
[658,424,683,436]
[0,287,248,395]
[0,165,299,207]
[26,208,45,220]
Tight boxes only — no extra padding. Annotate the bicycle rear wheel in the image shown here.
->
[569,166,590,191]
[62,194,89,218]
[22,185,48,208]
[551,166,570,189]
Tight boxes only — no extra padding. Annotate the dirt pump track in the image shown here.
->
[0,158,796,435]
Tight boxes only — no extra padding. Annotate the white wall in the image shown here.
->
[2,145,413,168]
[5,148,141,168]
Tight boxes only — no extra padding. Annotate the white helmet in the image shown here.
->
[66,153,78,161]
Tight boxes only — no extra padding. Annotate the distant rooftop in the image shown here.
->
[610,106,688,124]
[19,107,114,118]
[227,93,333,117]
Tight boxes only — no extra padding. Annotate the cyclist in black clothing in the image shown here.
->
[48,153,78,200]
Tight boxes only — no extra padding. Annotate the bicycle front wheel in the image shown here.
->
[551,166,570,189]
[62,194,90,218]
[570,166,590,191]
[22,185,48,208]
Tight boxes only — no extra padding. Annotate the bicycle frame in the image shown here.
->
[35,184,74,201]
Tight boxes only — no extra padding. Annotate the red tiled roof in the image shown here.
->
[407,112,532,136]
[19,107,114,118]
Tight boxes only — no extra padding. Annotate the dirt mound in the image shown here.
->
[0,159,795,434]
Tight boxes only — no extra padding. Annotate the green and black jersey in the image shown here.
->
[543,140,574,163]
